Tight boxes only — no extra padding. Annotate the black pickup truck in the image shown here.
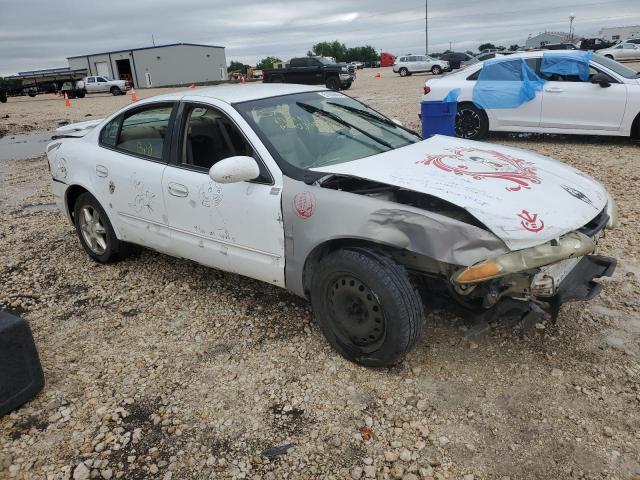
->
[263,56,355,90]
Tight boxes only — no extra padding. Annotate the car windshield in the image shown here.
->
[103,76,113,81]
[592,54,640,78]
[235,91,420,170]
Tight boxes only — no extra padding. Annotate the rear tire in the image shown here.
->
[76,90,86,99]
[73,192,129,264]
[0,93,6,103]
[310,248,425,367]
[456,103,489,140]
[66,90,77,99]
[325,76,340,90]
[399,67,409,77]
[431,65,442,75]
[110,86,122,96]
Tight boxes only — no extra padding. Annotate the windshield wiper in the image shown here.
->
[326,102,397,127]
[296,102,394,149]
[327,102,417,143]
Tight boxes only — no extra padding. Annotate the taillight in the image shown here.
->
[424,85,431,95]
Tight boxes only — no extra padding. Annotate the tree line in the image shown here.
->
[228,40,378,71]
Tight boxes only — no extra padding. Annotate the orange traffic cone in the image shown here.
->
[131,88,138,102]
[240,76,246,84]
[375,72,381,78]
[64,93,71,108]
[189,83,196,89]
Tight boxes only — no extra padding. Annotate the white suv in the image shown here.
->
[393,55,449,76]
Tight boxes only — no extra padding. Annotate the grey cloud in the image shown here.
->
[2,0,638,75]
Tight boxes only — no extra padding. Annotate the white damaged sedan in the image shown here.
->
[47,84,617,367]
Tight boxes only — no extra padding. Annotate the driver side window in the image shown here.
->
[180,105,271,183]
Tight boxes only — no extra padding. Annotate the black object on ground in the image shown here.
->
[0,310,45,417]
[262,443,295,459]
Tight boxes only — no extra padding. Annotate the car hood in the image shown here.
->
[312,135,608,251]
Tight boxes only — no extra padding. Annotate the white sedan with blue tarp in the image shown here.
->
[421,51,640,140]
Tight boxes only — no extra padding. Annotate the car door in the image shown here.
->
[161,98,285,286]
[539,62,627,131]
[622,43,640,60]
[85,77,97,92]
[479,58,543,128]
[95,77,109,92]
[96,102,176,251]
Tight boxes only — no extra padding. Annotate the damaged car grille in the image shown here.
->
[578,208,609,238]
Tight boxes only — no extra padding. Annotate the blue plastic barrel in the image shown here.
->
[420,100,457,138]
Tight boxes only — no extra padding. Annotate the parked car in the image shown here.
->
[393,55,450,76]
[623,38,640,45]
[47,83,617,367]
[597,42,640,61]
[83,76,130,96]
[263,56,355,90]
[578,38,614,51]
[543,43,578,50]
[422,51,640,140]
[349,61,364,70]
[439,52,475,69]
[475,52,507,62]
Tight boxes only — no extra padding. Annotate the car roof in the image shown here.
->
[135,83,328,105]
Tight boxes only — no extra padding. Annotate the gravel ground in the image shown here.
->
[1,66,639,480]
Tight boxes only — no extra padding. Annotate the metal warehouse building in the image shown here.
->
[66,43,227,88]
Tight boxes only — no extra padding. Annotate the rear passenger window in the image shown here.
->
[116,105,174,160]
[99,116,122,147]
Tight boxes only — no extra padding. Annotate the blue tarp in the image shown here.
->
[472,58,546,109]
[540,51,593,81]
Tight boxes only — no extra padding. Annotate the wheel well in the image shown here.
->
[65,185,89,223]
[302,239,406,296]
[632,111,640,140]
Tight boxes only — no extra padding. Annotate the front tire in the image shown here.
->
[325,76,340,90]
[456,103,489,140]
[110,86,122,96]
[73,193,128,263]
[431,65,442,75]
[398,67,409,77]
[310,248,425,367]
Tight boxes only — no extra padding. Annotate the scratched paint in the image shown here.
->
[129,173,156,214]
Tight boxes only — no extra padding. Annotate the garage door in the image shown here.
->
[95,62,109,77]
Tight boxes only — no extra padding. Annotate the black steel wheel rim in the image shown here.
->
[326,274,386,353]
[456,108,481,138]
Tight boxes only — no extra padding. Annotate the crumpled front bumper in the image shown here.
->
[553,254,616,306]
[473,254,616,324]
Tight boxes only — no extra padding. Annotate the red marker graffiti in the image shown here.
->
[518,210,544,232]
[293,192,316,219]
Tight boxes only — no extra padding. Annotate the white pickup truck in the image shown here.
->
[81,76,130,96]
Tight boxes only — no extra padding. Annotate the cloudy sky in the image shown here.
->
[2,0,639,75]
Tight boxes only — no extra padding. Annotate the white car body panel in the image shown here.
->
[393,55,449,74]
[160,95,286,286]
[313,135,608,251]
[422,51,640,137]
[598,43,640,61]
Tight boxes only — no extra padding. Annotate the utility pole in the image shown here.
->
[425,0,428,54]
[569,13,575,42]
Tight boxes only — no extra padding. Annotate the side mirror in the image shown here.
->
[209,156,260,184]
[590,73,611,88]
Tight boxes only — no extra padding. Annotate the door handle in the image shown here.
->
[95,165,108,177]
[168,182,189,197]
[545,87,564,93]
